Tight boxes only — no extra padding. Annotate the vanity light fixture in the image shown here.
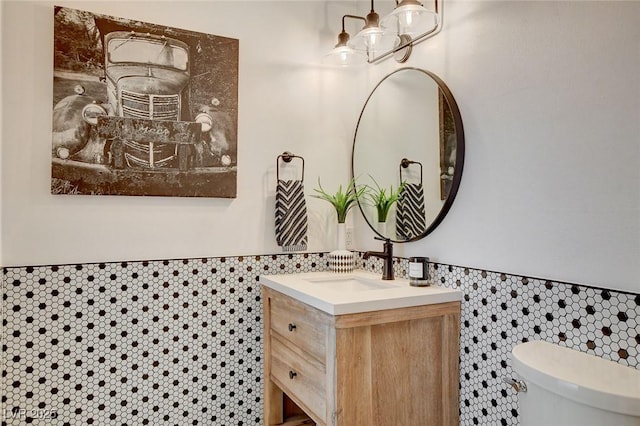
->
[328,0,442,64]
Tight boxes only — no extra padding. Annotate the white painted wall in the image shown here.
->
[0,1,4,266]
[2,1,639,293]
[1,0,369,265]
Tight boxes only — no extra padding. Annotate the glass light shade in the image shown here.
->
[348,27,398,56]
[324,45,367,66]
[380,4,439,38]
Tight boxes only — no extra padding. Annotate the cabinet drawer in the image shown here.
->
[270,294,329,363]
[271,334,327,424]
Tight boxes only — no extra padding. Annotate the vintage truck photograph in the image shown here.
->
[51,6,239,197]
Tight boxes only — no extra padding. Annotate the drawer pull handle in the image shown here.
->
[288,323,297,332]
[289,370,297,380]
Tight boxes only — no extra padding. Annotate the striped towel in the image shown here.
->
[396,183,426,240]
[275,179,308,252]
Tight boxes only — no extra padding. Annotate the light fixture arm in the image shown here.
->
[342,14,367,32]
[333,14,367,48]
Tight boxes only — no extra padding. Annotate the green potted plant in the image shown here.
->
[312,177,366,224]
[365,176,406,223]
[312,177,365,270]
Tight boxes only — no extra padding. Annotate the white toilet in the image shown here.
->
[509,340,640,426]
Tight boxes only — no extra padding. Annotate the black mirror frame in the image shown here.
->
[351,67,465,243]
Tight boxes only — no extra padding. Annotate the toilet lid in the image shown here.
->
[511,340,640,416]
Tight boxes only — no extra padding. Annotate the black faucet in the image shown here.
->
[363,238,394,280]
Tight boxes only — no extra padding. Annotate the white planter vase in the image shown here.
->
[375,220,388,238]
[336,223,347,250]
[329,223,354,273]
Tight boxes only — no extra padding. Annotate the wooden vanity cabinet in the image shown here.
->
[262,286,461,426]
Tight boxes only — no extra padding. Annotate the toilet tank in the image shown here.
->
[511,340,640,426]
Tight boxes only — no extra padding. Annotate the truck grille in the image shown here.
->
[121,90,180,120]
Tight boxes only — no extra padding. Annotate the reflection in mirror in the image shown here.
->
[397,158,426,240]
[352,67,464,243]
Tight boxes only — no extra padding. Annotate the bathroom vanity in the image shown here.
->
[261,271,462,426]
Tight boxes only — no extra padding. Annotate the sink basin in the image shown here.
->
[260,271,462,315]
[304,275,398,292]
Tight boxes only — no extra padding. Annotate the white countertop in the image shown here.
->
[260,270,462,315]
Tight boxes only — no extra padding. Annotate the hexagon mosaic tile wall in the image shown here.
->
[2,254,325,425]
[431,264,639,426]
[3,254,639,425]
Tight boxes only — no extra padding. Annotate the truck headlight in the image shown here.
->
[81,103,107,125]
[56,147,70,159]
[195,112,213,133]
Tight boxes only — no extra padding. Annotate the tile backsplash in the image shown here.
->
[3,254,639,425]
[429,263,639,425]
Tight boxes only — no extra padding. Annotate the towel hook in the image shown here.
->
[399,158,423,184]
[277,151,305,182]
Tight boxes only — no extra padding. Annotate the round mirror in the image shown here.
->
[352,67,465,242]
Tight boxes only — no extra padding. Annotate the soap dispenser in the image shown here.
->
[408,257,430,286]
